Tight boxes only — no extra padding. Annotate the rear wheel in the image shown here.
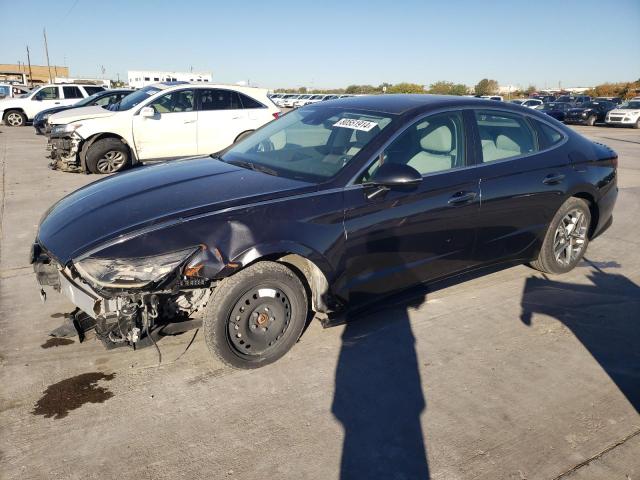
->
[85,138,130,174]
[3,110,26,127]
[204,261,308,369]
[531,197,591,274]
[587,115,597,126]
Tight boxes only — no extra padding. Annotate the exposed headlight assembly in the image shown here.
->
[51,123,82,135]
[74,248,197,288]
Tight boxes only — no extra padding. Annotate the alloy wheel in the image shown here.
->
[553,208,588,266]
[96,151,125,173]
[6,112,23,126]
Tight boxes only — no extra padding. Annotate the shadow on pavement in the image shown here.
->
[520,259,640,411]
[332,295,430,479]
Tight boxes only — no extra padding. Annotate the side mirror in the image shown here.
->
[370,162,422,187]
[33,96,42,101]
[140,106,155,118]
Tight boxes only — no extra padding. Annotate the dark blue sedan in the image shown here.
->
[32,95,618,368]
[539,102,572,121]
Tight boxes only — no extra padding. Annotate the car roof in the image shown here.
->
[319,94,519,115]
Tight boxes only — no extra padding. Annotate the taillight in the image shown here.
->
[272,112,280,120]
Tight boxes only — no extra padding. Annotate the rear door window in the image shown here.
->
[475,111,537,162]
[63,86,83,99]
[199,89,242,110]
[84,86,105,95]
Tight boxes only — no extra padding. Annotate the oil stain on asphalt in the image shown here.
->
[40,337,75,349]
[32,372,116,419]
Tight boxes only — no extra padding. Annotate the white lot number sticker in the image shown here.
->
[333,118,378,132]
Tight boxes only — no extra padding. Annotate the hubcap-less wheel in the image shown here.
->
[6,112,24,126]
[96,150,126,173]
[227,287,292,356]
[553,208,588,266]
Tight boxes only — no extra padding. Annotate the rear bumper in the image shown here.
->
[593,181,618,240]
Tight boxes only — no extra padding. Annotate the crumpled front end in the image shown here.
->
[31,241,215,349]
[48,133,83,172]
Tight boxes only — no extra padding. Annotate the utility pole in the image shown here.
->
[43,28,53,83]
[26,45,33,87]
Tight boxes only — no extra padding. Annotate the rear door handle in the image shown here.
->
[448,191,477,205]
[543,173,565,185]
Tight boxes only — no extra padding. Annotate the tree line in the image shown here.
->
[274,78,640,99]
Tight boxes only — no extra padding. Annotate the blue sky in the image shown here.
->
[1,0,638,89]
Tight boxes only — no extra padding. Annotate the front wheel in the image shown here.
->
[634,118,640,129]
[85,138,130,174]
[531,197,591,274]
[587,115,597,126]
[204,261,308,369]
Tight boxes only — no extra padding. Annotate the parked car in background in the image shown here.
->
[510,98,543,109]
[480,95,504,101]
[532,94,556,103]
[292,94,313,107]
[605,99,640,128]
[539,102,572,121]
[555,95,590,106]
[564,101,616,126]
[0,83,31,99]
[0,83,105,126]
[32,95,618,368]
[323,95,340,101]
[33,89,134,135]
[304,94,329,105]
[282,94,302,108]
[47,82,280,174]
[594,96,622,105]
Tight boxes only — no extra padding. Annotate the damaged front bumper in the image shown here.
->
[31,242,213,349]
[48,133,83,172]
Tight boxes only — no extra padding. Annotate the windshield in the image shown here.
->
[621,101,640,109]
[74,91,107,107]
[109,86,161,111]
[219,107,394,183]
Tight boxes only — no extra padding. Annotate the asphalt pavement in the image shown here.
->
[0,123,638,480]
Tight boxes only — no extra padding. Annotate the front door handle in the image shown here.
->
[448,191,477,205]
[543,173,565,185]
[184,119,196,124]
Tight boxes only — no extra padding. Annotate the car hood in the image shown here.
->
[609,108,640,115]
[36,105,72,119]
[49,105,115,124]
[37,157,315,264]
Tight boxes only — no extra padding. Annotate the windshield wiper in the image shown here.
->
[220,158,279,177]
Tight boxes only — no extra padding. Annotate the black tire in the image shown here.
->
[587,115,597,126]
[234,130,254,143]
[3,110,27,127]
[634,119,640,129]
[85,138,130,174]
[531,197,591,274]
[204,261,308,369]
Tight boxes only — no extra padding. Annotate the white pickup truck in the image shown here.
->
[0,83,105,126]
